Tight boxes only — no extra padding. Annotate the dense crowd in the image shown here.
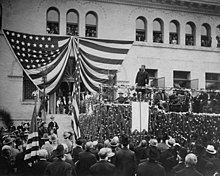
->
[0,117,220,176]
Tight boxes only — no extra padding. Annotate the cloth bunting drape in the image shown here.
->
[4,29,133,139]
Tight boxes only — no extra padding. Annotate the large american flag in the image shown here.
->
[4,29,133,139]
[4,29,72,94]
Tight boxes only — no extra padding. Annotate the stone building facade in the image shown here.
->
[0,0,220,122]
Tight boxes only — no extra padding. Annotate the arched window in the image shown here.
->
[185,22,196,46]
[216,25,220,48]
[46,7,60,34]
[0,4,2,30]
[136,17,147,41]
[169,20,180,44]
[85,11,97,38]
[66,9,79,36]
[153,18,164,43]
[201,23,211,47]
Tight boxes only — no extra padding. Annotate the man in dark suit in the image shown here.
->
[195,144,215,176]
[115,135,137,176]
[176,153,203,176]
[44,144,72,176]
[77,141,97,176]
[137,147,166,176]
[72,138,84,163]
[48,116,59,135]
[135,65,149,99]
[32,149,50,176]
[134,140,148,164]
[90,148,116,176]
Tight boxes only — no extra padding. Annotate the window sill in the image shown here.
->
[21,100,35,105]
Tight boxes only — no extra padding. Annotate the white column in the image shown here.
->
[179,22,186,46]
[163,21,169,44]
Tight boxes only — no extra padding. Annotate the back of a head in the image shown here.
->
[98,148,108,160]
[140,140,147,147]
[39,149,48,159]
[185,153,197,167]
[85,141,93,151]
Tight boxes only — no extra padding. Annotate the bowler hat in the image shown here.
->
[53,144,65,157]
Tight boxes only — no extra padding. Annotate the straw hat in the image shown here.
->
[206,145,217,154]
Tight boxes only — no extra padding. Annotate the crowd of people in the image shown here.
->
[1,117,220,176]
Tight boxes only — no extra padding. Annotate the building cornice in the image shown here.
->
[88,0,220,16]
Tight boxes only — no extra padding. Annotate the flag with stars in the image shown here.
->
[3,29,72,94]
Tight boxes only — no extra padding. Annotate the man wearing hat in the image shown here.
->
[137,147,165,176]
[44,144,73,176]
[41,133,54,160]
[195,144,215,176]
[115,135,137,176]
[90,148,116,176]
[63,131,73,154]
[71,138,84,163]
[115,91,127,104]
[48,116,59,135]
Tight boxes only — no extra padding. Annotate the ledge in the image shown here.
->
[133,41,220,53]
[21,100,35,105]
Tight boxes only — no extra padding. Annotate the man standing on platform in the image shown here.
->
[48,116,59,135]
[135,65,149,100]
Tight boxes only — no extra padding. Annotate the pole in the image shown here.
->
[139,92,142,133]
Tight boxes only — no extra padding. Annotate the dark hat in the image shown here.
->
[53,144,65,157]
[50,116,55,119]
[195,144,205,155]
[3,137,14,145]
[149,147,159,161]
[121,135,130,146]
[76,138,83,145]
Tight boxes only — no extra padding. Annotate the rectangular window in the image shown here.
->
[146,69,157,87]
[67,23,78,36]
[206,73,220,90]
[173,71,190,88]
[47,21,59,34]
[136,30,145,41]
[23,72,37,100]
[86,25,97,37]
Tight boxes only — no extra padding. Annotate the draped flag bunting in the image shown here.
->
[4,29,133,137]
[24,101,39,163]
[77,37,133,93]
[3,29,72,94]
[71,39,81,138]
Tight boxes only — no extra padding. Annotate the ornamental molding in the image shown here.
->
[87,0,220,16]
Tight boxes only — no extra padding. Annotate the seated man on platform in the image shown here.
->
[115,91,127,104]
[169,89,181,112]
[153,88,169,111]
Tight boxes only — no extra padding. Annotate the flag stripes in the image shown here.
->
[77,37,133,93]
[24,105,39,163]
